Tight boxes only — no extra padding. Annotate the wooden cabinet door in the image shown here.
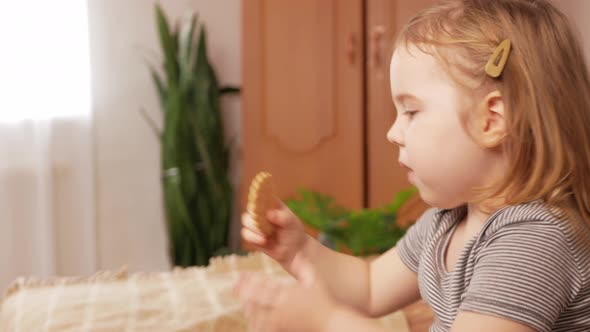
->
[366,0,438,224]
[241,0,365,211]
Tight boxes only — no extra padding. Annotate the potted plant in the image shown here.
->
[143,4,239,267]
[285,188,418,256]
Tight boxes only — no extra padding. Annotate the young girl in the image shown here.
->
[234,0,590,331]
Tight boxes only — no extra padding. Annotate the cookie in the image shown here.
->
[246,172,276,236]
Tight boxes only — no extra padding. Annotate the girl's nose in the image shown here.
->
[386,117,404,147]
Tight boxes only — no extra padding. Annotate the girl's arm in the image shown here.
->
[323,310,537,332]
[323,307,395,332]
[294,237,421,316]
[451,312,536,332]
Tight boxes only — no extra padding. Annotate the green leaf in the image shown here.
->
[179,13,197,93]
[150,67,167,110]
[180,13,197,66]
[139,108,161,139]
[162,175,206,266]
[155,4,179,86]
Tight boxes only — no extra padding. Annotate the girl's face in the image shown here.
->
[387,45,502,209]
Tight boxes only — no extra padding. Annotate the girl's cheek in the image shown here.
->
[405,124,430,162]
[404,123,418,146]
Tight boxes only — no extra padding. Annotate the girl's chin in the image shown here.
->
[413,184,463,210]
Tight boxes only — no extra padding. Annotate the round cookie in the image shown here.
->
[246,172,276,236]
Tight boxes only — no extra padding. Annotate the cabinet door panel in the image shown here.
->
[242,0,365,212]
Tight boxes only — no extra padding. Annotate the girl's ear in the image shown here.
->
[472,90,507,148]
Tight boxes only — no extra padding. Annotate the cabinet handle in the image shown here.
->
[370,25,386,69]
[346,33,357,65]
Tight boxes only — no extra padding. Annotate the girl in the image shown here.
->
[234,0,590,331]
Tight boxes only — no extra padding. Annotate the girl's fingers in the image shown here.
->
[266,208,294,228]
[241,212,257,229]
[241,213,267,236]
[241,227,267,246]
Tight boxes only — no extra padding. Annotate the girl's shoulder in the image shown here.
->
[477,200,590,280]
[480,200,590,239]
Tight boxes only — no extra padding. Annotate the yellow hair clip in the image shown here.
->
[485,39,512,78]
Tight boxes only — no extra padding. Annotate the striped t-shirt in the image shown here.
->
[396,200,590,332]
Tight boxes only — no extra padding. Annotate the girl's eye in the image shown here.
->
[404,110,418,119]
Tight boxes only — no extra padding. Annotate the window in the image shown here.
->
[0,1,91,122]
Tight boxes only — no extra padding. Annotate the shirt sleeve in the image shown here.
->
[459,221,581,332]
[396,208,437,273]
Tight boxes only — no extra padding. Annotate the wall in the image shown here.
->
[87,0,241,271]
[553,0,590,67]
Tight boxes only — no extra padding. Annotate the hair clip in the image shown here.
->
[485,39,512,78]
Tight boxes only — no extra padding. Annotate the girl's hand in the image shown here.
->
[233,272,336,332]
[241,200,309,268]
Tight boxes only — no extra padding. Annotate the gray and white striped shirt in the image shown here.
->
[397,200,590,332]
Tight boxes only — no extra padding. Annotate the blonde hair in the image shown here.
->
[397,0,590,225]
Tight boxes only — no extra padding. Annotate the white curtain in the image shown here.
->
[0,1,96,289]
